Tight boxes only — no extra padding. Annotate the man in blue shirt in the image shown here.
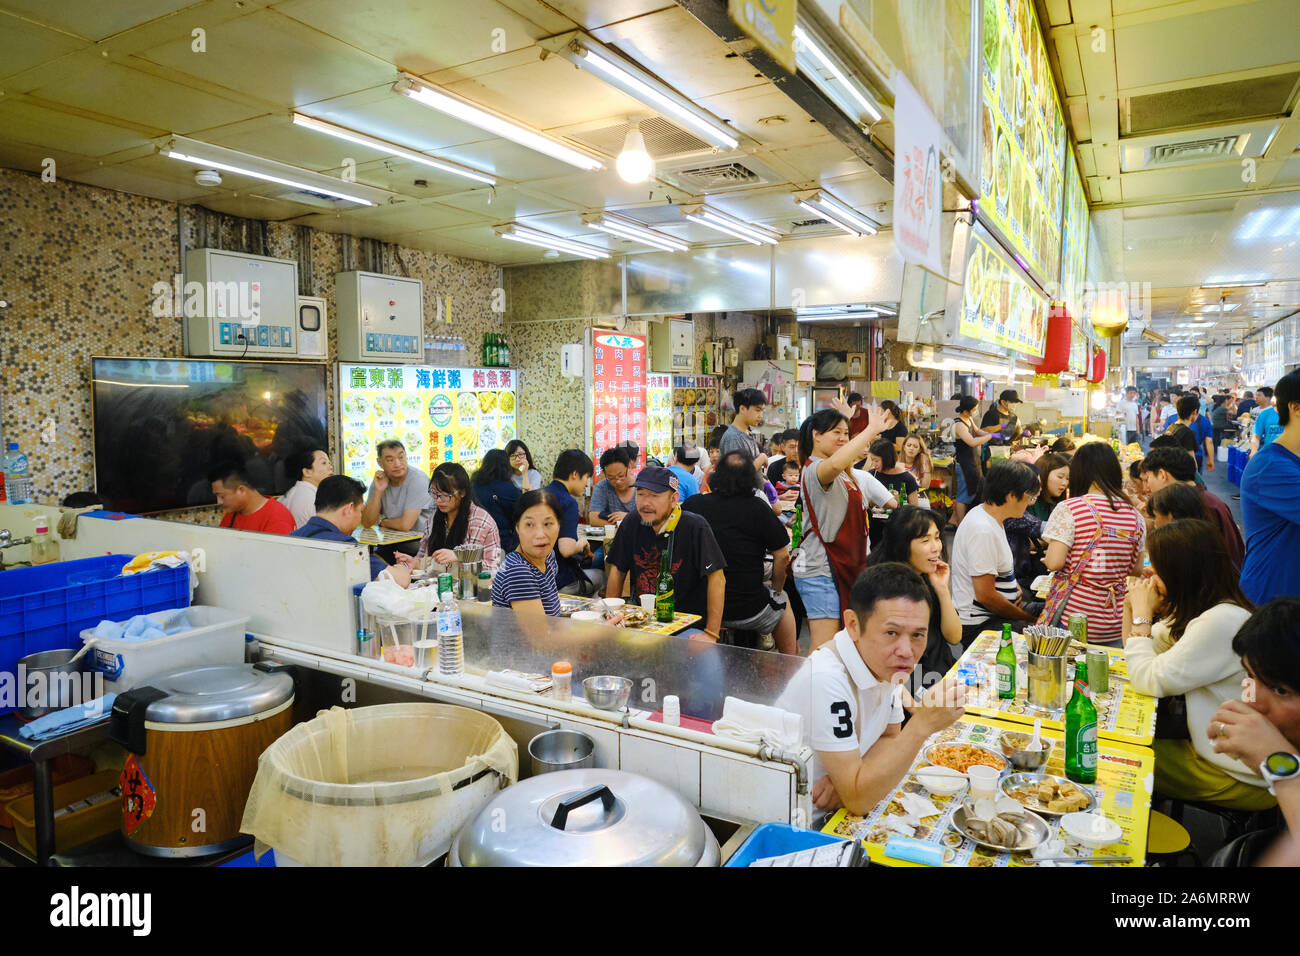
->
[547,449,594,592]
[1252,385,1283,456]
[290,475,407,583]
[1241,371,1300,605]
[666,445,701,501]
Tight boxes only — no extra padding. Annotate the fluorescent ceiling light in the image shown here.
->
[679,203,780,245]
[908,346,1012,377]
[393,73,603,171]
[162,135,379,206]
[793,24,883,125]
[556,37,739,151]
[1176,322,1214,329]
[290,113,496,186]
[1235,206,1300,241]
[582,211,688,252]
[797,305,879,320]
[1200,280,1266,289]
[495,223,609,259]
[794,189,879,236]
[1190,303,1240,313]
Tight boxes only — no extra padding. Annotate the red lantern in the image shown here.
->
[1035,305,1072,374]
[1088,345,1106,383]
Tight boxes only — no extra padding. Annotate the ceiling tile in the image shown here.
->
[0,0,199,43]
[0,13,89,79]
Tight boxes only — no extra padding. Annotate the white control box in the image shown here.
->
[336,271,424,365]
[182,249,301,357]
[650,316,694,372]
[295,296,328,360]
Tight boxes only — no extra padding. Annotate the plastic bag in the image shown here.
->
[1217,444,1229,462]
[360,576,419,618]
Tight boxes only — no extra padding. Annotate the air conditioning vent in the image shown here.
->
[1122,72,1300,135]
[667,161,767,191]
[791,217,830,229]
[568,117,713,159]
[261,188,353,209]
[1148,135,1243,166]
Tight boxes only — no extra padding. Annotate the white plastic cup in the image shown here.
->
[967,765,1000,801]
[663,695,680,727]
[639,594,656,613]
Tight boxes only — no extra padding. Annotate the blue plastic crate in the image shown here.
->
[0,554,191,714]
[724,823,850,867]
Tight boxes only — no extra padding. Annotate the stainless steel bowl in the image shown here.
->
[950,801,1050,853]
[1000,772,1097,816]
[528,729,596,775]
[17,648,89,720]
[583,676,632,711]
[998,731,1053,770]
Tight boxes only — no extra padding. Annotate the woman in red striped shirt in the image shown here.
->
[1039,443,1146,643]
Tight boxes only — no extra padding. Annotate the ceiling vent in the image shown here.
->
[664,160,767,191]
[1148,134,1243,166]
[567,116,713,159]
[1121,72,1300,136]
[260,188,355,209]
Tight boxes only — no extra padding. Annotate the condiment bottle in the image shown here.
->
[551,661,572,701]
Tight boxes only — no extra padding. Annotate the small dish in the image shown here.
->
[1061,811,1122,849]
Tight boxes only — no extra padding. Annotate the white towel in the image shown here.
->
[711,696,803,751]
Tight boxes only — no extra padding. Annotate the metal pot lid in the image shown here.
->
[143,664,294,724]
[454,768,709,867]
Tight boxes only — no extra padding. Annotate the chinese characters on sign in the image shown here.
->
[590,332,648,467]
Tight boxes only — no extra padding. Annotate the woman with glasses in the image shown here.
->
[397,462,501,572]
[588,447,636,526]
[1038,442,1146,643]
[505,439,542,491]
[472,449,522,551]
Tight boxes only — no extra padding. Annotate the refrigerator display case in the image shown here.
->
[671,374,719,451]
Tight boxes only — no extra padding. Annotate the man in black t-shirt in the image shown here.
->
[684,451,796,653]
[1163,394,1202,464]
[980,389,1023,445]
[605,467,727,641]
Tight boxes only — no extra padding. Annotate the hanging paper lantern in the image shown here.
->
[1088,345,1106,383]
[1035,304,1072,374]
[1090,286,1128,338]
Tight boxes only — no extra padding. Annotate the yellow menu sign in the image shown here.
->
[728,0,797,73]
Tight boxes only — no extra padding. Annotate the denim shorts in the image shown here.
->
[955,466,977,505]
[794,574,841,620]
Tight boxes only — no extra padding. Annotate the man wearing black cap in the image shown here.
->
[605,466,727,641]
[981,389,1023,444]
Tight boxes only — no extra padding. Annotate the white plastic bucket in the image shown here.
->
[80,606,249,694]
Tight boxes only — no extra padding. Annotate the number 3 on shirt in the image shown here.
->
[830,701,853,739]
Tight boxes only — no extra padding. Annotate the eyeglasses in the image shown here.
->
[432,491,459,502]
[509,451,528,460]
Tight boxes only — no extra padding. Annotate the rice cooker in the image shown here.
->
[110,661,294,858]
[450,768,720,866]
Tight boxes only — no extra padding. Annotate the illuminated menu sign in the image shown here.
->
[589,332,648,468]
[1059,149,1090,319]
[959,227,1049,357]
[976,0,1066,286]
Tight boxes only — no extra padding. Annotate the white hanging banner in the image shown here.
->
[892,69,944,276]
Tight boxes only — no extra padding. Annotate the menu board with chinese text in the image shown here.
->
[337,364,517,485]
[672,374,719,451]
[646,373,673,462]
[958,226,1048,358]
[1059,148,1090,319]
[976,0,1066,286]
[588,331,647,468]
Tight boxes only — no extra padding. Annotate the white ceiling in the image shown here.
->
[1042,0,1300,344]
[0,0,890,265]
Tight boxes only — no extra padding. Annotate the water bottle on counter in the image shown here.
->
[3,443,31,505]
[437,574,464,676]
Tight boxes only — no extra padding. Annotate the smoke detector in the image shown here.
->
[194,169,222,187]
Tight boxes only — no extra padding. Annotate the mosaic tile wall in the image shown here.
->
[0,168,506,522]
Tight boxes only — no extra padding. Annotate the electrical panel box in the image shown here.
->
[182,249,301,358]
[336,271,424,365]
[650,316,694,372]
[295,296,328,360]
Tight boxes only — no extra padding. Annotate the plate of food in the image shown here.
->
[619,606,650,628]
[498,390,515,415]
[400,394,424,419]
[344,433,371,460]
[964,248,983,318]
[980,101,995,195]
[403,430,423,453]
[478,391,498,414]
[371,394,397,419]
[558,595,594,617]
[950,797,1049,853]
[1000,772,1096,816]
[704,388,717,405]
[500,423,515,443]
[994,129,1011,217]
[480,423,498,450]
[342,394,369,419]
[924,743,1009,773]
[683,388,696,406]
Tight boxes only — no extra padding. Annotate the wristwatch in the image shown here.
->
[1131,616,1153,627]
[1259,752,1300,794]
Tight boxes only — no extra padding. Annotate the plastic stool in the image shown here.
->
[1147,810,1199,866]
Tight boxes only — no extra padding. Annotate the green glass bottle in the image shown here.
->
[995,622,1017,699]
[700,349,709,374]
[481,332,489,368]
[488,333,498,367]
[789,498,803,550]
[1064,655,1098,784]
[655,546,675,623]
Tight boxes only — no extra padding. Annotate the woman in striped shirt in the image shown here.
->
[398,463,502,573]
[492,490,565,618]
[1040,443,1146,643]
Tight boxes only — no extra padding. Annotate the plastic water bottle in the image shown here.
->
[3,443,31,505]
[436,574,464,676]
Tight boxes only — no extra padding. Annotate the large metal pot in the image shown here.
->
[450,768,720,867]
[17,649,90,720]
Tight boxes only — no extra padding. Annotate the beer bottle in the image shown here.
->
[1064,655,1098,784]
[995,622,1017,699]
[480,332,489,368]
[789,498,803,550]
[655,545,675,623]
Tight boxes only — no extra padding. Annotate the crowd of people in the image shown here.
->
[195,372,1300,864]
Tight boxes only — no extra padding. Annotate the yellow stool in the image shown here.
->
[1147,810,1199,865]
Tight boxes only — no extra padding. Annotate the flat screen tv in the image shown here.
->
[91,357,329,514]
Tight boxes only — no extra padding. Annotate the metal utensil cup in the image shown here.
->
[528,729,596,776]
[1027,648,1071,711]
[453,544,485,600]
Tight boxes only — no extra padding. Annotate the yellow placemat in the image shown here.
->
[628,612,701,636]
[821,716,1153,867]
[949,631,1157,747]
[356,526,424,546]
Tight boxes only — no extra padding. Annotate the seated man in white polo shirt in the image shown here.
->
[779,563,966,816]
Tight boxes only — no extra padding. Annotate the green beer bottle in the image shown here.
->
[655,545,675,623]
[789,498,803,550]
[995,622,1017,699]
[1064,655,1098,784]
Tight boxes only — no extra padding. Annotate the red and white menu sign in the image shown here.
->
[589,330,648,468]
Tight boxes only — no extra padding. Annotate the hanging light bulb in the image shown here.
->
[616,120,654,183]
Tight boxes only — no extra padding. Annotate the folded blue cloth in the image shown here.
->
[93,619,125,641]
[18,694,117,741]
[124,615,147,638]
[89,609,190,643]
[140,627,166,642]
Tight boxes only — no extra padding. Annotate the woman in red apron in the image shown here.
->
[793,399,887,650]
